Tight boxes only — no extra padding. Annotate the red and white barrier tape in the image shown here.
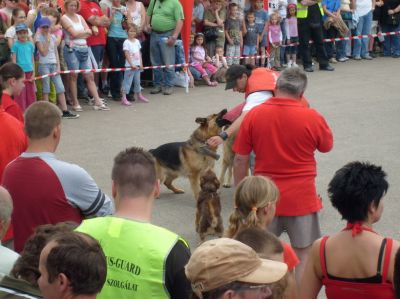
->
[32,30,400,80]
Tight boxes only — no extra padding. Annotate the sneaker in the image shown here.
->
[353,56,362,60]
[287,61,293,68]
[292,62,299,67]
[304,66,314,72]
[101,84,110,95]
[338,57,349,62]
[121,97,132,106]
[137,94,149,103]
[72,105,83,112]
[150,86,162,94]
[127,94,135,102]
[329,58,338,64]
[362,55,373,60]
[62,110,79,119]
[93,103,110,111]
[163,86,173,95]
[319,64,335,71]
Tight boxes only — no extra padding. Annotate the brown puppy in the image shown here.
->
[196,169,223,241]
[150,110,227,199]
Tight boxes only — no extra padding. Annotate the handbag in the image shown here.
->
[341,11,353,21]
[204,27,219,41]
[387,13,400,26]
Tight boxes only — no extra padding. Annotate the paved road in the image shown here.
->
[57,58,400,296]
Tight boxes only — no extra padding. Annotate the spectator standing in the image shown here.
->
[76,147,192,299]
[0,0,18,26]
[242,10,259,65]
[352,0,374,59]
[251,0,268,67]
[26,0,51,33]
[11,23,36,111]
[61,0,110,111]
[193,0,205,33]
[105,0,127,101]
[322,0,342,63]
[297,0,335,71]
[285,3,299,67]
[145,0,184,96]
[379,0,400,57]
[0,187,19,275]
[121,24,148,106]
[300,162,400,299]
[233,67,333,286]
[1,102,114,252]
[35,17,78,118]
[268,12,283,69]
[336,0,352,61]
[225,2,242,65]
[203,0,226,58]
[5,8,33,49]
[37,232,107,299]
[0,14,9,65]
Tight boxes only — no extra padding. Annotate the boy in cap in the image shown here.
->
[185,238,288,299]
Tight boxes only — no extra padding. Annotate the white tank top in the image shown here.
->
[63,14,87,46]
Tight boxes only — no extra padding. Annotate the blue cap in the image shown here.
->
[15,23,28,32]
[38,17,51,28]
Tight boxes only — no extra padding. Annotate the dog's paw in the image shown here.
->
[223,184,231,188]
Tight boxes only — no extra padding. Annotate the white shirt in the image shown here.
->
[243,90,273,111]
[0,244,19,275]
[123,38,141,67]
[355,0,372,17]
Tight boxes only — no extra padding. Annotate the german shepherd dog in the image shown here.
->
[150,109,227,199]
[196,169,223,241]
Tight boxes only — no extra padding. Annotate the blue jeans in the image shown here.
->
[38,63,65,94]
[381,23,400,56]
[353,10,373,57]
[280,19,287,64]
[63,46,91,70]
[122,69,141,94]
[150,31,175,87]
[336,19,353,59]
[106,37,125,97]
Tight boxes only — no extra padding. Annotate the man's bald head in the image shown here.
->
[0,186,13,238]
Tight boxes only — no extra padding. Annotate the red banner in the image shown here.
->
[179,0,194,64]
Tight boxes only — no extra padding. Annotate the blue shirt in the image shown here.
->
[254,8,269,33]
[11,40,34,72]
[108,8,128,38]
[322,0,341,19]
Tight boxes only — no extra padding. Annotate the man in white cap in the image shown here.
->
[185,238,288,299]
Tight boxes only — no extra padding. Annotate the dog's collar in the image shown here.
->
[186,139,220,160]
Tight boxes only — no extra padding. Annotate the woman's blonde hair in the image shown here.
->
[225,176,279,238]
[64,0,80,12]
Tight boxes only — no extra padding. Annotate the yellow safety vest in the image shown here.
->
[76,216,189,299]
[296,2,324,18]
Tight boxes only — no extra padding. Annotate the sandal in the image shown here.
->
[72,105,83,112]
[93,103,110,111]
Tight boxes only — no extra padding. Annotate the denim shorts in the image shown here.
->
[243,45,257,56]
[63,45,91,71]
[38,63,65,94]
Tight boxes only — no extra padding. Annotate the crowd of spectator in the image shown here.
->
[1,0,400,118]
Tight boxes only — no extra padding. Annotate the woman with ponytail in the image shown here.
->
[226,175,299,299]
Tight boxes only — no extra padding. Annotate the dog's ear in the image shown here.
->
[195,117,208,126]
[216,118,232,128]
[218,109,228,118]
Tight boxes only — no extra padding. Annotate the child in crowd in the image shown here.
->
[242,10,259,65]
[11,23,35,111]
[35,17,78,118]
[225,176,298,299]
[5,8,33,49]
[225,3,242,65]
[190,33,218,86]
[267,12,282,70]
[285,4,298,67]
[121,24,148,106]
[251,0,269,66]
[212,45,228,82]
[0,62,25,122]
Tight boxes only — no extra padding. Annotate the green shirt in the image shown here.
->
[147,0,184,32]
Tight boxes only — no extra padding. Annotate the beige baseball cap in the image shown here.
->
[185,238,288,296]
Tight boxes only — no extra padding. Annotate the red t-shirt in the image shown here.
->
[79,0,107,46]
[1,93,24,123]
[233,97,333,216]
[282,241,300,271]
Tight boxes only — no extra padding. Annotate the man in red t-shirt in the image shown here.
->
[233,67,333,286]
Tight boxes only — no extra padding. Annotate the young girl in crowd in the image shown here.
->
[267,12,282,70]
[242,11,259,65]
[225,176,298,299]
[0,62,25,122]
[35,17,78,118]
[190,33,218,86]
[121,24,148,106]
[285,4,298,67]
[5,8,33,49]
[11,23,35,111]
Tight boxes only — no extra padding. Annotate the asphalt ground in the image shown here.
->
[57,58,400,296]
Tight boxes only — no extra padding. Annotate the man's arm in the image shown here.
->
[233,154,250,186]
[167,19,183,47]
